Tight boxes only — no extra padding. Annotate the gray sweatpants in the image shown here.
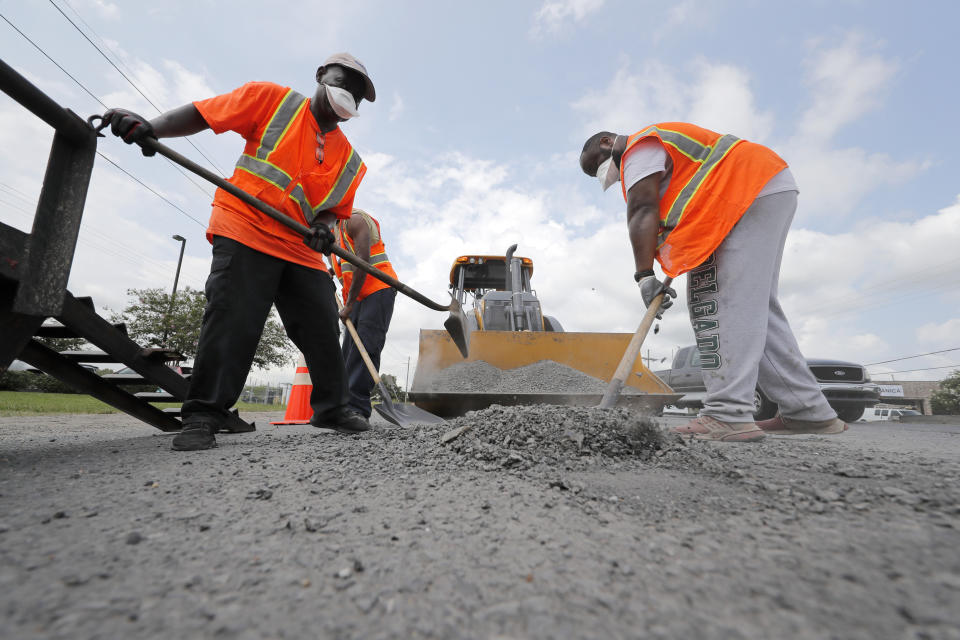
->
[687,190,836,423]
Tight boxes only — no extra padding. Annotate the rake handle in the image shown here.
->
[137,136,452,313]
[599,277,673,409]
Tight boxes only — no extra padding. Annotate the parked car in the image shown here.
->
[8,359,97,373]
[861,407,923,422]
[653,345,880,422]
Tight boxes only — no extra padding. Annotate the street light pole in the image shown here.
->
[162,234,187,346]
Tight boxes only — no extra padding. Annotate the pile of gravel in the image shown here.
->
[424,359,641,395]
[436,404,665,470]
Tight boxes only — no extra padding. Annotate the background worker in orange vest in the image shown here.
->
[580,122,846,442]
[331,209,398,419]
[101,53,376,451]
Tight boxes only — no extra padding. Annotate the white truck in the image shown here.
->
[653,345,881,422]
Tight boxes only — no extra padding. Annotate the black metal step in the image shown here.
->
[160,407,255,434]
[57,347,186,364]
[141,347,186,362]
[101,372,147,383]
[36,321,127,338]
[135,391,176,401]
[58,350,118,363]
[102,372,191,385]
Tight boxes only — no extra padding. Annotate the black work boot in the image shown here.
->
[171,421,218,451]
[310,407,371,434]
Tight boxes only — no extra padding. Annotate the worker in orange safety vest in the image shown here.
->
[331,209,398,418]
[101,53,377,451]
[580,122,845,442]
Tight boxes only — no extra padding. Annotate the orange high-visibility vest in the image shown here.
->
[195,82,366,271]
[333,209,398,302]
[619,122,787,277]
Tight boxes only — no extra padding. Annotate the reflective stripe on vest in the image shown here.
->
[232,88,364,223]
[335,220,390,273]
[256,90,307,160]
[631,126,741,246]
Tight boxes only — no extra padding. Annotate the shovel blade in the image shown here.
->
[374,390,445,427]
[442,298,471,359]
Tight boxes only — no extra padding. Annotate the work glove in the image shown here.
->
[303,221,335,255]
[101,108,156,156]
[638,275,676,319]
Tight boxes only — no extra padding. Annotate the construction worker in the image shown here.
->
[102,53,376,450]
[580,122,846,442]
[331,209,398,419]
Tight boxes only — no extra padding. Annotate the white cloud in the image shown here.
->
[780,33,928,219]
[917,318,960,346]
[100,56,217,115]
[530,0,605,38]
[571,58,774,143]
[572,33,926,223]
[796,32,898,143]
[388,93,405,122]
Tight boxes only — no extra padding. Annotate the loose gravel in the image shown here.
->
[423,359,642,394]
[1,411,958,639]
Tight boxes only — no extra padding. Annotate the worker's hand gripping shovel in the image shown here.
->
[332,290,444,427]
[599,277,673,410]
[88,116,471,359]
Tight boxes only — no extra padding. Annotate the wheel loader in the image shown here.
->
[408,245,679,416]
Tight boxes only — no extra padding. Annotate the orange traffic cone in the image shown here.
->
[271,354,313,425]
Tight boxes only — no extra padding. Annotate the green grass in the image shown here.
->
[0,391,284,416]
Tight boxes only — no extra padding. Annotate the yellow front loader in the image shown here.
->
[409,245,679,416]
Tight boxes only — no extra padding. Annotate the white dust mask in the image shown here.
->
[324,84,359,120]
[596,136,621,191]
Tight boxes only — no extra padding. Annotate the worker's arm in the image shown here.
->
[101,103,210,155]
[626,171,676,315]
[340,214,370,321]
[625,172,662,273]
[149,103,210,138]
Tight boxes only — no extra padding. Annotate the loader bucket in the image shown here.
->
[409,330,680,417]
[442,298,471,359]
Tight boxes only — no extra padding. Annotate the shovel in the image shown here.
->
[87,117,471,358]
[332,289,445,427]
[599,277,673,409]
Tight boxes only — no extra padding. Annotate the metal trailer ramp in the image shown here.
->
[0,58,253,434]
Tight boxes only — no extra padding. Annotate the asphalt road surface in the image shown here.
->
[0,409,957,639]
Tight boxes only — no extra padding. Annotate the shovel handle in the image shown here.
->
[333,293,383,385]
[136,136,452,313]
[599,277,673,409]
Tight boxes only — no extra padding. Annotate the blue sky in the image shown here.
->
[2,0,958,385]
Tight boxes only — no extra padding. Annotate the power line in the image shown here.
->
[0,12,104,106]
[866,347,960,366]
[96,152,206,227]
[47,0,228,177]
[1,12,215,204]
[876,364,960,375]
[0,198,206,289]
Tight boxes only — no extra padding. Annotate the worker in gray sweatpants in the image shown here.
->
[580,122,846,442]
[689,191,838,426]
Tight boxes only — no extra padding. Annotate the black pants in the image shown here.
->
[182,236,346,425]
[341,287,396,417]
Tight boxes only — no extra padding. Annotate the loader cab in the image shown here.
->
[449,245,561,333]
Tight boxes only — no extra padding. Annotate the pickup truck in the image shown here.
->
[653,345,881,422]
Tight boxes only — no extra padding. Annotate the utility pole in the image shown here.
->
[162,234,187,347]
[404,356,411,403]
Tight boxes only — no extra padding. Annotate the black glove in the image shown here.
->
[102,108,156,156]
[303,222,335,254]
[638,275,676,319]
